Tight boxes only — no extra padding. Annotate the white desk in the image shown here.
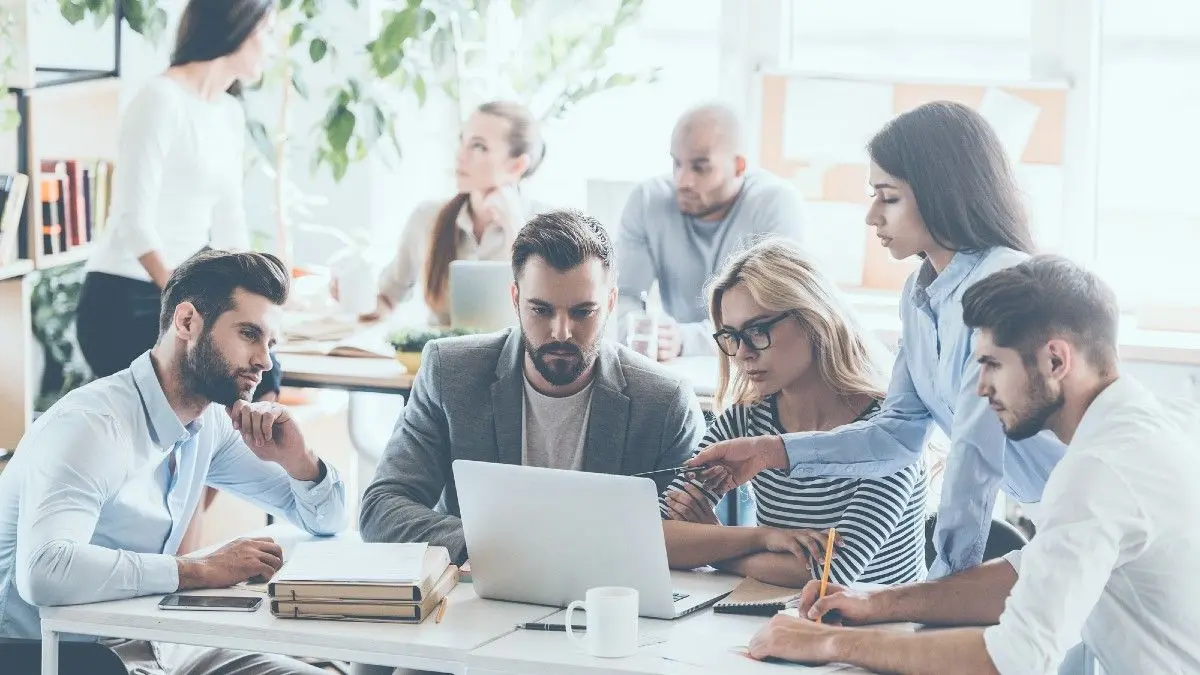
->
[36,524,877,675]
[38,528,555,675]
[467,606,871,675]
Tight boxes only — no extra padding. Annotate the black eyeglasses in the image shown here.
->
[712,313,793,357]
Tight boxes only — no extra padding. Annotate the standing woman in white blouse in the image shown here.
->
[77,0,278,398]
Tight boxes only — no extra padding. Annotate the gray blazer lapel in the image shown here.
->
[490,329,525,466]
[583,343,629,475]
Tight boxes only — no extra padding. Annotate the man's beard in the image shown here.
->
[1002,372,1064,441]
[180,330,259,406]
[524,336,600,387]
[677,191,730,219]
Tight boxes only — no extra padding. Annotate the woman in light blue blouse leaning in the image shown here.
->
[690,101,1068,578]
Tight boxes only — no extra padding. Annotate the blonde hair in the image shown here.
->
[708,238,892,410]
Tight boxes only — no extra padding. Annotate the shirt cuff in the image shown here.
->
[288,459,339,498]
[1002,548,1022,574]
[142,552,181,594]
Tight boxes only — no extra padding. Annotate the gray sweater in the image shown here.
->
[616,169,807,355]
[358,328,706,563]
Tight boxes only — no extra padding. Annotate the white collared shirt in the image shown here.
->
[0,352,348,640]
[983,376,1200,674]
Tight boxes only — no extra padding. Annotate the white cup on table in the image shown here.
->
[565,586,639,658]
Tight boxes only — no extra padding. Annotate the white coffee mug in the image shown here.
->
[332,252,376,317]
[565,586,639,658]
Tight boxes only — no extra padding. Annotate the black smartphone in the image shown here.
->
[158,594,263,612]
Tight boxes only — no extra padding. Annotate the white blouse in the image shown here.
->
[87,75,248,281]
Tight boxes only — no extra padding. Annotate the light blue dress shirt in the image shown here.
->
[0,351,348,639]
[782,248,1067,577]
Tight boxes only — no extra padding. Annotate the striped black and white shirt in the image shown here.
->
[661,395,928,585]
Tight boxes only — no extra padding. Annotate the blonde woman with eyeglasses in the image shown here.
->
[660,239,928,587]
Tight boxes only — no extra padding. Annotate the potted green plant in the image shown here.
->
[388,326,478,372]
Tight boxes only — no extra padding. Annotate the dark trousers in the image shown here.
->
[75,271,282,398]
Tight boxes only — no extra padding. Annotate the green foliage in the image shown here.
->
[29,264,93,412]
[444,0,657,123]
[388,326,479,353]
[56,0,169,41]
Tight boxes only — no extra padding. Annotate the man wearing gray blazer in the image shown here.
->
[359,209,707,564]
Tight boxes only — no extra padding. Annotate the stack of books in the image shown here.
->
[269,541,458,624]
[37,159,114,257]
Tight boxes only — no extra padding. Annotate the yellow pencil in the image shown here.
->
[816,527,837,624]
[436,597,448,624]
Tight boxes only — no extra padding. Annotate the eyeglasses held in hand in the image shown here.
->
[711,313,793,357]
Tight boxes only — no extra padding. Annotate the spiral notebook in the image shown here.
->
[711,578,803,616]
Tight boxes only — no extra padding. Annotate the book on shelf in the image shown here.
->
[34,158,115,259]
[0,173,30,265]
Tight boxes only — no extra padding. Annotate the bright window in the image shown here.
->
[526,0,723,214]
[784,1,1033,81]
[1094,0,1200,310]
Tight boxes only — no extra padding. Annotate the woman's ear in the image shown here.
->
[507,153,531,182]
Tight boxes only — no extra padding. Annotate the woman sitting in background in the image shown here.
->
[341,100,546,324]
[661,239,928,588]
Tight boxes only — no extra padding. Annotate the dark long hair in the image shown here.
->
[868,101,1035,255]
[423,100,546,314]
[170,0,274,97]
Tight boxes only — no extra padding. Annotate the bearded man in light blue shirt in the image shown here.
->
[0,249,347,674]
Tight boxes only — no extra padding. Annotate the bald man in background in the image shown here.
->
[616,103,807,361]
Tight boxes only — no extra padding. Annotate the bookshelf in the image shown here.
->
[0,0,122,449]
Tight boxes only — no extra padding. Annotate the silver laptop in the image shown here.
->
[449,260,517,332]
[453,460,737,619]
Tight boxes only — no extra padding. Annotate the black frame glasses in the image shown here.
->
[712,313,793,357]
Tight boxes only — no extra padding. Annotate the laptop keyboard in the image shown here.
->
[672,591,690,602]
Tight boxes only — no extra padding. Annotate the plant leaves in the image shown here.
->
[309,37,327,63]
[290,71,309,99]
[289,24,304,46]
[326,105,356,154]
[245,119,276,167]
[60,0,87,24]
[412,75,426,106]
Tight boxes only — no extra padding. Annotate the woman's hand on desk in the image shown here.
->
[177,537,284,590]
[758,527,839,564]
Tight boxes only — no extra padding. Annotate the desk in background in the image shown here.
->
[280,352,719,412]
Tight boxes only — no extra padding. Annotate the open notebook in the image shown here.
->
[712,578,803,617]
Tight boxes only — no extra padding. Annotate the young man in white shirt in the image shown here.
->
[0,250,348,674]
[742,255,1200,674]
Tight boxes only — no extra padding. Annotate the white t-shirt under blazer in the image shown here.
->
[88,74,249,281]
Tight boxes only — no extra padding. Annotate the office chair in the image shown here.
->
[923,513,1029,568]
[0,637,129,675]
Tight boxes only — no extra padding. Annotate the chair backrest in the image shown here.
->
[923,513,1030,568]
[0,637,129,674]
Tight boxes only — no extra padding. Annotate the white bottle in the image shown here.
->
[626,291,658,358]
